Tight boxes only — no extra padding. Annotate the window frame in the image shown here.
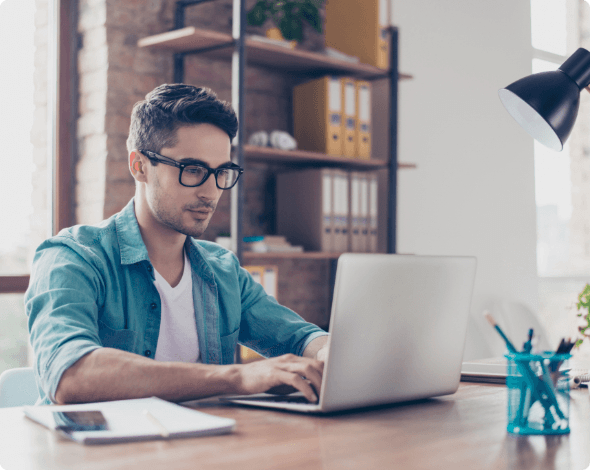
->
[0,0,76,294]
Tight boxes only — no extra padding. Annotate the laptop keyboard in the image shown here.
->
[241,395,314,404]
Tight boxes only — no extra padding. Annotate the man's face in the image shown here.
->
[144,123,231,238]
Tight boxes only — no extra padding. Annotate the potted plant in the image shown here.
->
[246,0,324,43]
[576,283,590,348]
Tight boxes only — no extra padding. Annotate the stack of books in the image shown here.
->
[243,235,304,253]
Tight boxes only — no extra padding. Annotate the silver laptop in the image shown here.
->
[224,254,477,413]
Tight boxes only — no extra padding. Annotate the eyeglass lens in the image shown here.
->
[181,165,240,189]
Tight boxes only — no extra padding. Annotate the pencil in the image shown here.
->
[482,311,517,353]
[143,409,170,438]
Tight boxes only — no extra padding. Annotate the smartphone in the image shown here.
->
[53,410,109,432]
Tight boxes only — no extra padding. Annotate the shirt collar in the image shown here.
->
[115,199,216,284]
[115,198,150,265]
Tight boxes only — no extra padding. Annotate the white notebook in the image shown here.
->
[23,397,236,444]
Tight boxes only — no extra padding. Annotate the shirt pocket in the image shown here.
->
[98,320,138,353]
[219,327,240,365]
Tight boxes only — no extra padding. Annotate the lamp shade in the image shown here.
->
[499,48,590,151]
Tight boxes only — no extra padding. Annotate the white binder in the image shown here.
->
[368,172,378,252]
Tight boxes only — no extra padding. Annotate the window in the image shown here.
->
[531,0,590,348]
[0,0,39,374]
[0,0,75,375]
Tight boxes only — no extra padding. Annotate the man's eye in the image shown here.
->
[186,167,206,175]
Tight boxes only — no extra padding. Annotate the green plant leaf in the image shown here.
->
[575,283,590,347]
[279,13,303,41]
[247,1,269,26]
[300,1,322,33]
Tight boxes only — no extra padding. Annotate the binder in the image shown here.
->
[349,171,363,252]
[358,172,369,252]
[293,76,343,155]
[277,168,335,252]
[244,265,279,300]
[355,80,372,160]
[240,265,279,363]
[332,169,350,252]
[263,266,278,299]
[325,0,390,70]
[342,77,357,158]
[368,172,378,252]
[244,265,264,286]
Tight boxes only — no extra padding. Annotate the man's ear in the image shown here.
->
[129,150,147,182]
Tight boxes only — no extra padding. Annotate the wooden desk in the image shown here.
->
[1,384,589,470]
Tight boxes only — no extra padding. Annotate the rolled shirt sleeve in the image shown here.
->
[25,238,104,403]
[236,264,329,358]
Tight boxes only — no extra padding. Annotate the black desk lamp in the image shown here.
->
[499,47,590,151]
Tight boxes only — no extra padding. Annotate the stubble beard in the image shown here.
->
[149,177,217,239]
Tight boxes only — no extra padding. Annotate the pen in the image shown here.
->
[556,338,566,354]
[483,311,517,353]
[483,311,561,423]
[523,329,534,353]
[143,410,170,439]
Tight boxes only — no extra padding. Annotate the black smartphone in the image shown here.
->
[53,410,109,432]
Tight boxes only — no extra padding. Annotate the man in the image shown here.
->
[26,84,329,406]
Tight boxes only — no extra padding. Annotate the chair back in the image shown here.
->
[0,367,38,408]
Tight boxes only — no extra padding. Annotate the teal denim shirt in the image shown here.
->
[25,199,327,405]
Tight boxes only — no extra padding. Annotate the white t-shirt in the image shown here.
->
[153,251,201,363]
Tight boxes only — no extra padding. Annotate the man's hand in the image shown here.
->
[315,343,329,363]
[236,354,324,402]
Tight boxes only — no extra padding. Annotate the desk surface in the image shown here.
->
[1,383,589,470]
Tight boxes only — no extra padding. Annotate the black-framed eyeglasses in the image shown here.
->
[139,149,244,190]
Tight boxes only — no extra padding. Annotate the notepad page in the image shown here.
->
[23,396,236,443]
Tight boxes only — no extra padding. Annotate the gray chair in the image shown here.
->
[0,367,39,408]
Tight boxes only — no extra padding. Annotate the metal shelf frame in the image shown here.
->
[169,0,400,263]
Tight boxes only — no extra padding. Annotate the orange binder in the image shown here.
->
[355,80,372,159]
[293,76,343,155]
[342,77,357,158]
[325,0,390,70]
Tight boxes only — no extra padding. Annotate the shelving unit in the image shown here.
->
[138,0,413,263]
[138,25,413,81]
[243,251,343,261]
[242,145,416,169]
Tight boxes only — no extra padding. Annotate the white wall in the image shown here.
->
[392,0,538,359]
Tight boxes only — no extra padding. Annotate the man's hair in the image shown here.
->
[126,84,238,155]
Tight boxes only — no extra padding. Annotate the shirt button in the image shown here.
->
[150,302,157,310]
[147,266,153,272]
[144,350,151,357]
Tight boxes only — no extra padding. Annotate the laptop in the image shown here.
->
[224,253,477,413]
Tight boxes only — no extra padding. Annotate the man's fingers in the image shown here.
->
[280,359,323,396]
[277,371,318,403]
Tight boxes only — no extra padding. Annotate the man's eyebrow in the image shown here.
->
[177,157,234,169]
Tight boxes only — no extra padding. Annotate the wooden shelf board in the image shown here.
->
[138,27,413,79]
[137,26,232,52]
[243,251,343,260]
[243,145,416,169]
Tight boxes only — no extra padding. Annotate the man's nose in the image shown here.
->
[196,173,221,200]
